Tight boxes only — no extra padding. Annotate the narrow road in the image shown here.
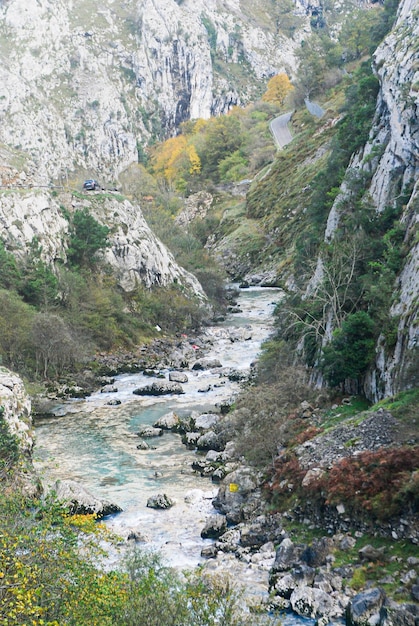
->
[270,111,293,149]
[270,100,325,150]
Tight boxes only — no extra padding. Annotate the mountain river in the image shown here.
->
[33,287,319,625]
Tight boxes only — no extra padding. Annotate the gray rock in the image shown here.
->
[146,494,174,509]
[272,538,299,572]
[346,588,385,625]
[290,586,336,619]
[153,411,180,430]
[380,602,419,626]
[194,412,220,431]
[196,430,222,451]
[168,371,188,383]
[359,544,386,563]
[201,545,218,558]
[192,358,223,370]
[201,514,227,539]
[133,381,185,395]
[52,479,122,518]
[136,425,163,438]
[100,384,118,393]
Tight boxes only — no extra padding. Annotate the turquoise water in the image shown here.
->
[33,287,344,623]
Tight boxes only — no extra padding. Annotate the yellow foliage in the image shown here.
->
[187,144,201,175]
[262,72,294,105]
[151,133,201,187]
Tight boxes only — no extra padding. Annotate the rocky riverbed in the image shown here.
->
[32,287,419,625]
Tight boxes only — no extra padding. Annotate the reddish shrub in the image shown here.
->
[319,446,419,520]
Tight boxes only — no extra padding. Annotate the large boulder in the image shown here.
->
[146,493,174,509]
[201,514,227,539]
[136,425,163,438]
[212,466,261,524]
[192,358,222,370]
[133,381,184,395]
[346,588,386,625]
[380,602,419,626]
[168,371,188,383]
[153,411,181,430]
[53,479,122,518]
[194,413,221,431]
[290,586,337,619]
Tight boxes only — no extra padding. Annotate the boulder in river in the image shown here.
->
[52,479,122,518]
[153,411,181,431]
[168,371,188,383]
[146,493,174,509]
[201,514,227,539]
[192,358,222,370]
[133,381,185,395]
[136,425,163,438]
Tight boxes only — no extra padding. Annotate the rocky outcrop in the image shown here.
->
[0,366,33,455]
[52,479,122,518]
[0,188,205,295]
[311,0,419,401]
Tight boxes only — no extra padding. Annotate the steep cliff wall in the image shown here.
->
[0,186,205,295]
[319,0,419,400]
[0,0,301,184]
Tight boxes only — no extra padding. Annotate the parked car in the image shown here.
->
[83,179,100,191]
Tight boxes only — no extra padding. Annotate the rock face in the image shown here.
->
[0,188,205,295]
[0,0,303,186]
[0,0,305,296]
[311,0,419,401]
[0,367,33,454]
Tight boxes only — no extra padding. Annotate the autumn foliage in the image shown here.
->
[269,446,419,522]
[262,73,294,105]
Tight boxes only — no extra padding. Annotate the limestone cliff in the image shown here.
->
[0,0,302,185]
[0,0,306,293]
[319,0,419,400]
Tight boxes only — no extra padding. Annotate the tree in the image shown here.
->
[0,239,21,290]
[67,209,110,268]
[320,311,376,387]
[262,73,294,106]
[198,114,243,181]
[19,238,59,309]
[0,290,34,373]
[31,312,81,378]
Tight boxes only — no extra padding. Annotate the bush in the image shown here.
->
[320,311,376,387]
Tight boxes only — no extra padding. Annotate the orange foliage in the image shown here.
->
[262,73,294,105]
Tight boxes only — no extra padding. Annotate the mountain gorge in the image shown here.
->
[0,0,419,623]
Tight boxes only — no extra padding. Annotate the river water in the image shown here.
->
[33,287,319,625]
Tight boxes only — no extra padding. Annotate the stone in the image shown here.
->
[201,515,227,539]
[346,588,385,625]
[192,358,223,370]
[272,538,298,572]
[146,494,174,509]
[359,544,386,563]
[136,440,150,450]
[194,413,220,431]
[52,479,122,518]
[290,586,336,619]
[136,426,163,438]
[133,381,185,395]
[168,371,188,383]
[153,411,180,430]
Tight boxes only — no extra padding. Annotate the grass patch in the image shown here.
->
[373,388,419,423]
[319,396,371,431]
